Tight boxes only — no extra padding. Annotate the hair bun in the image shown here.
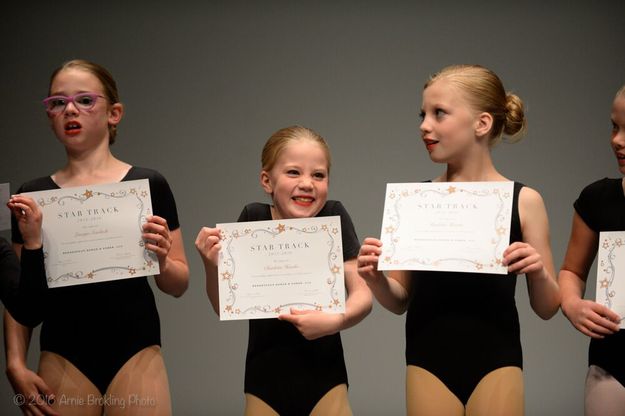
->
[503,93,526,139]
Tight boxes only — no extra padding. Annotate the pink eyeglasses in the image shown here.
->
[42,92,106,114]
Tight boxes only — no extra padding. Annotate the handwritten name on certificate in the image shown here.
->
[217,216,345,320]
[22,179,158,288]
[596,231,625,328]
[378,182,514,274]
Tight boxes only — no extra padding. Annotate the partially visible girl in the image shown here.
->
[559,85,625,416]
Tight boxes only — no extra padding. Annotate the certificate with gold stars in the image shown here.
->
[22,179,158,288]
[378,181,514,274]
[597,231,625,327]
[216,216,345,320]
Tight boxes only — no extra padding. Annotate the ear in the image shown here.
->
[108,102,124,127]
[474,112,493,138]
[260,170,273,195]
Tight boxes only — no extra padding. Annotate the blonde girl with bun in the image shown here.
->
[357,65,560,416]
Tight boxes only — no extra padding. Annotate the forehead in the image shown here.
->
[50,68,103,95]
[613,96,625,119]
[277,140,329,166]
[422,79,467,108]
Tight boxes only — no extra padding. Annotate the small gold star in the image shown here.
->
[276,223,286,233]
[447,186,456,194]
[83,190,93,198]
[600,278,610,289]
[221,271,232,280]
[331,265,340,274]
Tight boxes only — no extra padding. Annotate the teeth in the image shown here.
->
[294,197,313,202]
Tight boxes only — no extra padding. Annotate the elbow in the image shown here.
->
[532,300,560,321]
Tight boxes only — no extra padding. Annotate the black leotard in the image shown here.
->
[574,177,625,387]
[11,166,180,395]
[239,201,359,416]
[405,182,524,405]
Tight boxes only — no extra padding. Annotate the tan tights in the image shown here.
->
[585,365,625,416]
[244,384,352,416]
[38,346,171,415]
[406,365,524,416]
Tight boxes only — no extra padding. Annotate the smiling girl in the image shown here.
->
[196,126,372,416]
[357,65,560,416]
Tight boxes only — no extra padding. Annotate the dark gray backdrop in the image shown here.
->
[1,1,624,415]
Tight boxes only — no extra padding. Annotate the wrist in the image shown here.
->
[22,239,42,250]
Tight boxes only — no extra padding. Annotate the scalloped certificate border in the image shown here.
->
[217,216,344,320]
[597,231,625,328]
[23,179,158,288]
[378,181,513,274]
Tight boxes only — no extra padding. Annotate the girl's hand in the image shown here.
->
[194,227,221,267]
[142,215,173,268]
[357,237,385,284]
[7,363,59,416]
[561,297,620,338]
[503,242,544,275]
[7,196,43,250]
[279,308,345,340]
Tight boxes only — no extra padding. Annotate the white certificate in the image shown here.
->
[596,231,625,327]
[217,216,345,320]
[0,183,10,231]
[23,179,159,288]
[378,181,514,274]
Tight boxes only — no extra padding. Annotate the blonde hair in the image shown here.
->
[261,126,331,174]
[49,59,121,144]
[425,64,526,145]
[616,84,625,99]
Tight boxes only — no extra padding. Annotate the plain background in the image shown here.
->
[1,1,624,415]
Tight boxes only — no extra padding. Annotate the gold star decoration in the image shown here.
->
[600,278,610,289]
[447,186,456,194]
[86,272,94,279]
[475,263,483,270]
[385,225,395,234]
[496,226,507,235]
[603,241,610,250]
[129,267,136,275]
[331,265,340,274]
[332,228,338,235]
[221,271,232,280]
[225,305,233,312]
[276,223,286,233]
[83,189,93,198]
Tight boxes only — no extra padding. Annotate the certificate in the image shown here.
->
[596,231,625,327]
[378,181,514,274]
[217,216,345,320]
[0,183,9,231]
[23,179,158,288]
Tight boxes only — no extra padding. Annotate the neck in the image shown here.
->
[439,147,504,182]
[54,141,129,186]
